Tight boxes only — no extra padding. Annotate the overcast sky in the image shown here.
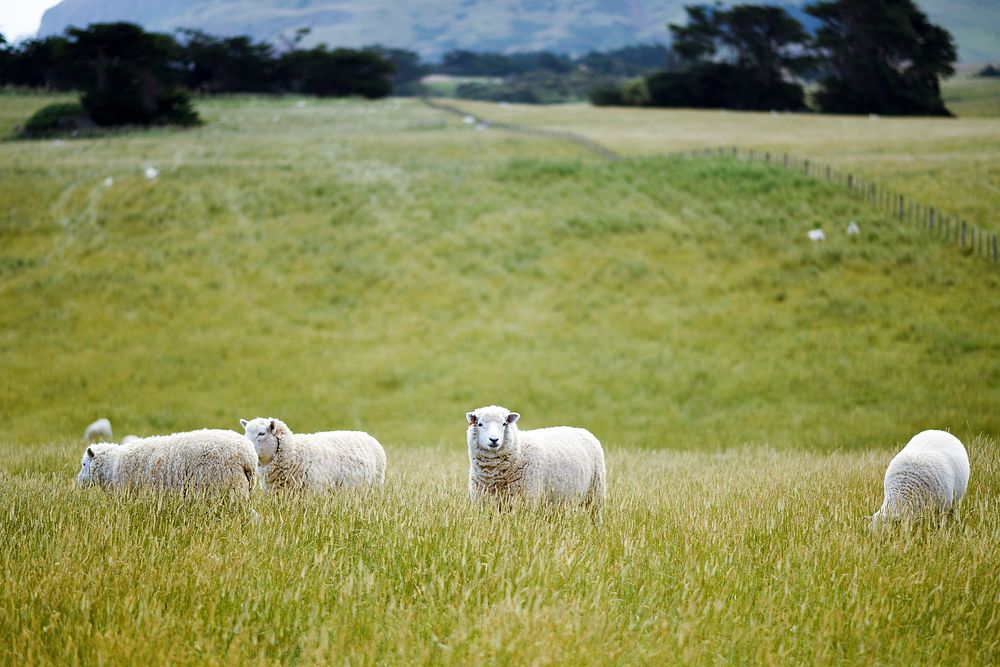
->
[0,1,62,41]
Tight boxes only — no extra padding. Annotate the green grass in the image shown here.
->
[943,76,1000,118]
[1,94,998,664]
[459,98,1000,231]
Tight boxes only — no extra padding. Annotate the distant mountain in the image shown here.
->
[36,0,999,63]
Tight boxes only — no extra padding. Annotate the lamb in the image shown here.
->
[872,429,970,527]
[466,405,606,508]
[240,418,386,492]
[83,418,113,443]
[76,429,257,499]
[807,228,826,242]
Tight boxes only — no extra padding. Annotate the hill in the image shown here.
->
[1,93,999,664]
[1,94,997,448]
[35,0,1000,62]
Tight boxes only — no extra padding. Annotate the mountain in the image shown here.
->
[36,0,1000,63]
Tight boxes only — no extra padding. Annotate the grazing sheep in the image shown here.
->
[807,228,826,242]
[144,166,158,180]
[76,429,257,499]
[83,418,113,443]
[466,405,606,508]
[872,430,970,527]
[846,221,860,236]
[240,418,386,493]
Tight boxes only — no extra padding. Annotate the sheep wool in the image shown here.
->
[76,429,257,499]
[466,405,606,508]
[873,429,970,526]
[83,418,113,443]
[241,418,386,492]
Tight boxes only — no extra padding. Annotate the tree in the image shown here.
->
[65,23,198,126]
[177,29,278,93]
[807,0,956,116]
[659,4,810,110]
[280,46,394,98]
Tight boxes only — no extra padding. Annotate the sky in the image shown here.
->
[0,0,62,41]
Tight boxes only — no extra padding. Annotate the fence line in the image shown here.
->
[421,98,997,265]
[668,145,997,264]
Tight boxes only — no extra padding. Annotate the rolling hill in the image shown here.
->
[35,0,1000,63]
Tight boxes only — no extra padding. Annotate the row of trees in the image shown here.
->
[0,24,396,98]
[594,0,956,116]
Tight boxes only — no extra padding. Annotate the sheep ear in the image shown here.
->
[268,419,276,433]
[506,412,520,425]
[466,412,477,425]
[239,419,248,428]
[86,447,95,458]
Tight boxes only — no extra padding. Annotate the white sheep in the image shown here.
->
[76,429,258,500]
[807,228,826,242]
[240,418,386,492]
[872,429,970,527]
[846,221,860,236]
[466,405,606,508]
[83,418,113,443]
[120,435,139,445]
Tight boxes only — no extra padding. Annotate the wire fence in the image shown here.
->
[421,98,997,264]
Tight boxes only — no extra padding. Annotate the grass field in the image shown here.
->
[1,94,998,664]
[454,95,1000,231]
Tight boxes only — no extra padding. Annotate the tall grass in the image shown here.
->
[1,94,997,664]
[2,439,998,664]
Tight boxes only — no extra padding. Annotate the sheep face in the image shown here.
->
[76,444,114,485]
[241,417,282,465]
[466,406,520,453]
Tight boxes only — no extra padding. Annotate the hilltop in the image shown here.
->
[36,0,1000,62]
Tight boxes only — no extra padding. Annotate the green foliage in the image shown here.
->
[589,84,625,106]
[646,63,805,110]
[281,46,394,99]
[66,22,200,127]
[20,102,91,138]
[808,0,957,116]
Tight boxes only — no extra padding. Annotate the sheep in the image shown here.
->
[466,405,606,509]
[240,418,386,493]
[120,435,139,445]
[144,166,158,180]
[846,221,860,236]
[872,429,970,528]
[83,418,113,443]
[807,228,826,242]
[75,429,257,500]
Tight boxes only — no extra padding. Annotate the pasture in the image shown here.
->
[1,94,998,664]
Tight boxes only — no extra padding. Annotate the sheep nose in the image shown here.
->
[489,437,499,445]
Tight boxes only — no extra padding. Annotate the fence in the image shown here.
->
[670,146,998,263]
[421,98,997,264]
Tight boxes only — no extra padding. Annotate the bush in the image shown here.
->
[588,84,624,106]
[21,102,93,138]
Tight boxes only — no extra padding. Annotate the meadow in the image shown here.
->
[1,93,998,664]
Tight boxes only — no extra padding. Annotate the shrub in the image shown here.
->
[589,84,624,106]
[21,102,93,138]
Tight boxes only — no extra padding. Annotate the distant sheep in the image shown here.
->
[240,418,386,493]
[76,429,257,499]
[83,418,112,443]
[873,430,970,527]
[120,435,139,445]
[807,228,826,242]
[846,221,860,236]
[466,405,606,508]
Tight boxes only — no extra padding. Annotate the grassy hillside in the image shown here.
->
[1,95,997,449]
[943,76,1000,117]
[458,100,1000,232]
[1,94,998,664]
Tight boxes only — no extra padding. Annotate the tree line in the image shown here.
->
[594,0,957,116]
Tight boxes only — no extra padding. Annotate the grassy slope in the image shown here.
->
[457,99,1000,232]
[943,76,1000,118]
[1,96,997,449]
[1,95,998,663]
